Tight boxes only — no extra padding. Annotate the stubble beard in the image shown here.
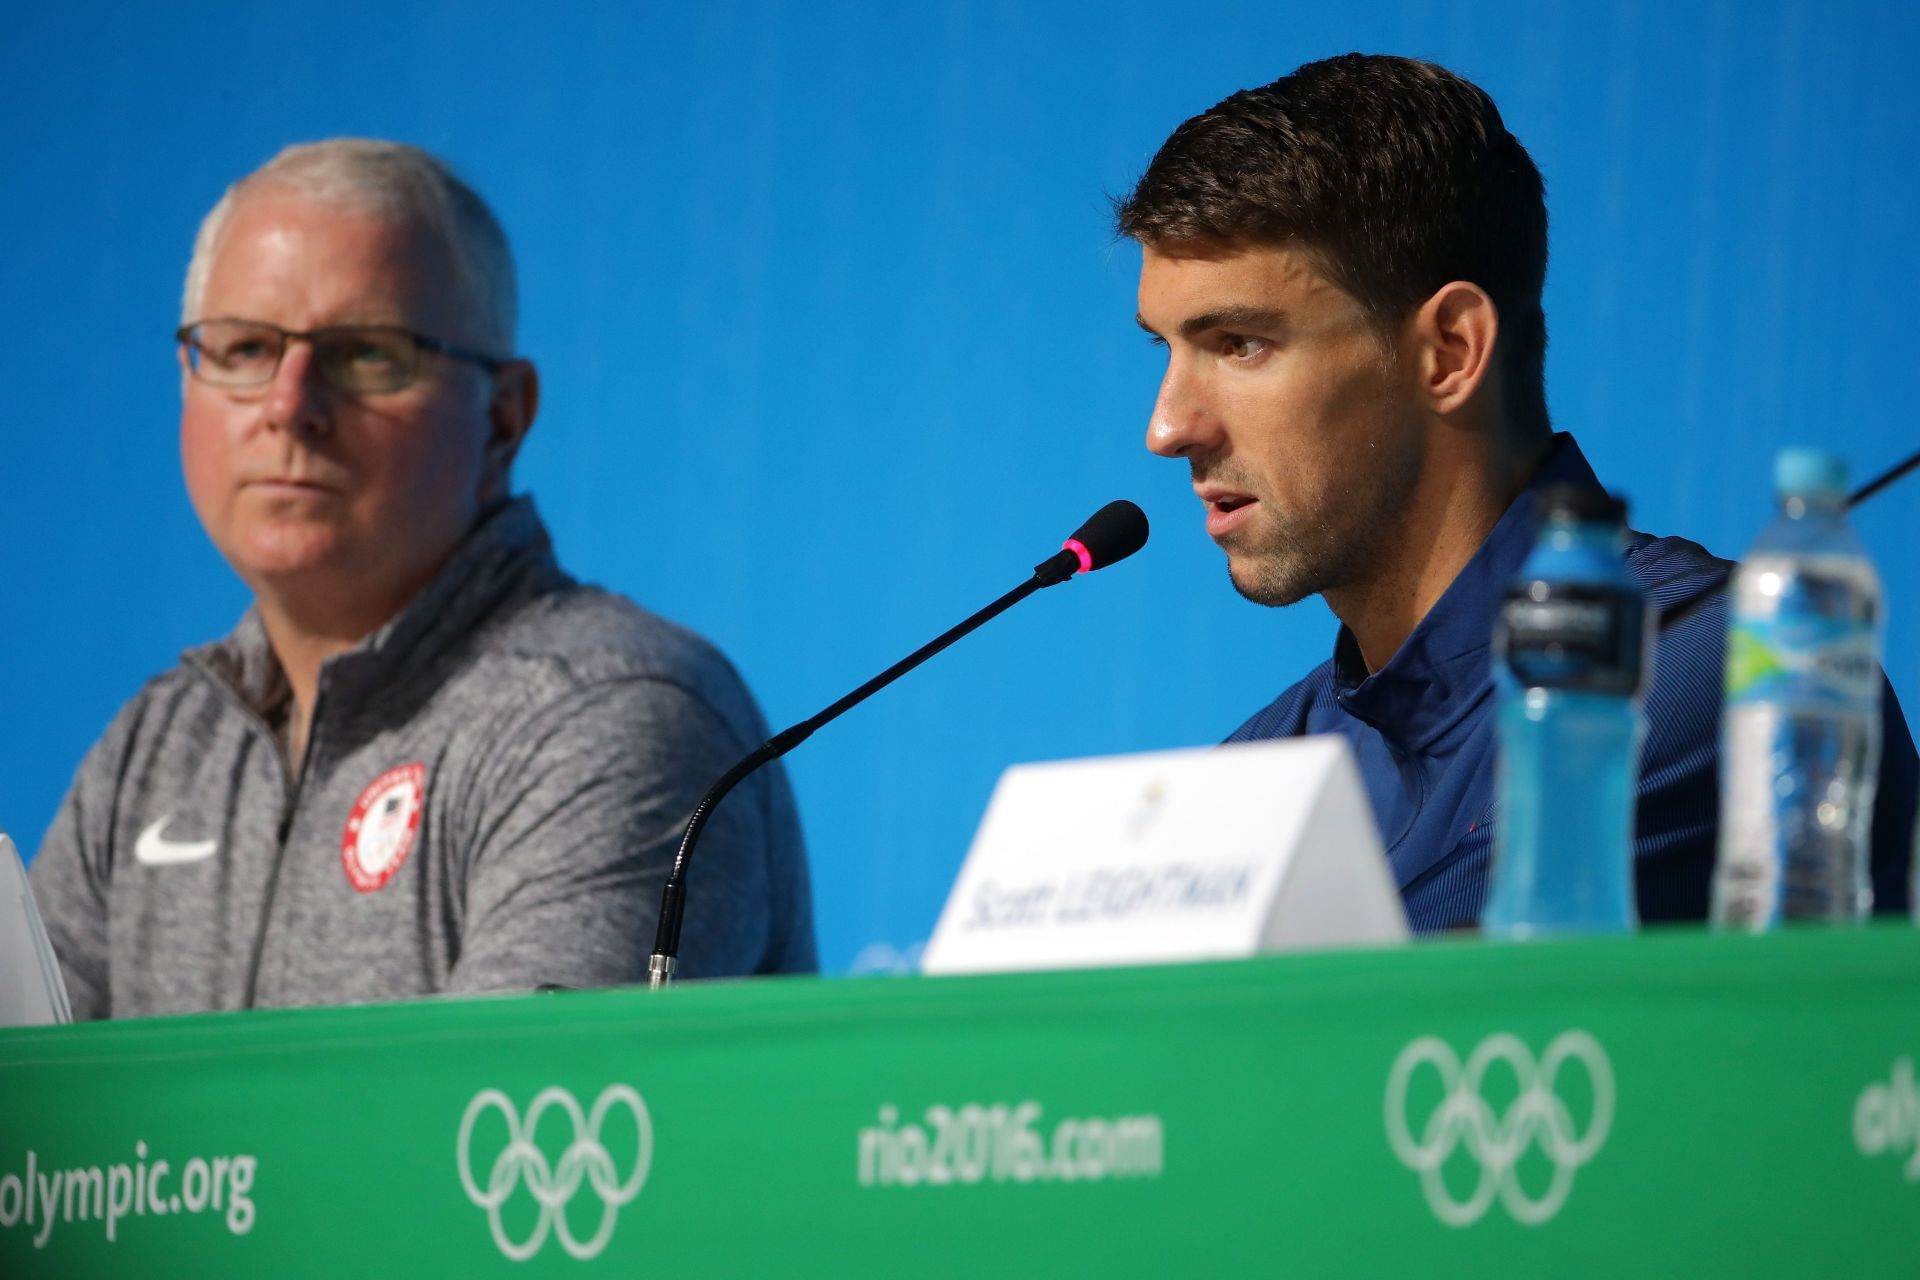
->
[1220,444,1425,609]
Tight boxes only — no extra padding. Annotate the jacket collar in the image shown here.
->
[1328,434,1603,751]
[185,496,565,719]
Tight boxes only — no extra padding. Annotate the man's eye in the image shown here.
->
[321,336,403,370]
[345,342,400,367]
[212,339,272,365]
[1223,335,1267,360]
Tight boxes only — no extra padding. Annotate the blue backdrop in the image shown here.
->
[3,1,1915,973]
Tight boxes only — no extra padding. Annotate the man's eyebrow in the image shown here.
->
[1134,306,1291,340]
[1176,306,1289,337]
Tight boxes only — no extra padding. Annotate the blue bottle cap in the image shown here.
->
[1774,447,1847,499]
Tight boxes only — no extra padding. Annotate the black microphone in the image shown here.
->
[648,499,1150,988]
[1031,499,1153,586]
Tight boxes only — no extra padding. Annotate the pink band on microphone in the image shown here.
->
[1063,538,1094,574]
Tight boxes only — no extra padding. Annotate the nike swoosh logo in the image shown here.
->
[134,816,218,866]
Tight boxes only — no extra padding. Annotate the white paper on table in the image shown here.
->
[0,833,73,1026]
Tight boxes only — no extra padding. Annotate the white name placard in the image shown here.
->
[921,738,1407,976]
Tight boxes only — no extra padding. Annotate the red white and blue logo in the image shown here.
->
[342,762,426,893]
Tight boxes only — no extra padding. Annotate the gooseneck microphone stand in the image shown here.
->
[648,571,1057,988]
[648,501,1149,988]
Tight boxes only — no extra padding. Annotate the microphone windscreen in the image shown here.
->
[1067,500,1150,571]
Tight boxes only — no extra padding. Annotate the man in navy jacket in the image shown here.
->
[1118,54,1915,930]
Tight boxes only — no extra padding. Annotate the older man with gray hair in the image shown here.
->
[30,139,815,1018]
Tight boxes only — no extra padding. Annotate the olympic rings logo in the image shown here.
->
[1384,1030,1614,1227]
[456,1085,654,1261]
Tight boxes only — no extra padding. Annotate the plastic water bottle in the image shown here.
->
[1712,448,1882,928]
[1484,486,1649,937]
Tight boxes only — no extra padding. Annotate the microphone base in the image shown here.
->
[648,953,676,990]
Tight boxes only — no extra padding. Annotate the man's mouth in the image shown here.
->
[244,476,343,497]
[1197,488,1257,538]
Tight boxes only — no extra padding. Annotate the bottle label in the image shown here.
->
[1725,613,1878,711]
[1496,582,1648,695]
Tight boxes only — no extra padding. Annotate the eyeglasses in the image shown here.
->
[176,318,507,394]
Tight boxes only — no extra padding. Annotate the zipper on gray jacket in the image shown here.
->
[186,661,312,1009]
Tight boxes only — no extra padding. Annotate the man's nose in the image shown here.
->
[261,341,333,438]
[1144,363,1221,459]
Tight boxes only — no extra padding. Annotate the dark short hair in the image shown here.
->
[1116,53,1550,436]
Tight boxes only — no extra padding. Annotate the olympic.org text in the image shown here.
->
[858,1102,1163,1187]
[0,1144,256,1248]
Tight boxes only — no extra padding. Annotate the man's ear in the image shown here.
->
[1411,281,1499,417]
[480,359,539,500]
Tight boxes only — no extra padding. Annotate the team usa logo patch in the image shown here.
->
[342,762,427,893]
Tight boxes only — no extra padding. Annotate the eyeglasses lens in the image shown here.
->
[313,330,415,393]
[187,322,418,393]
[191,321,282,386]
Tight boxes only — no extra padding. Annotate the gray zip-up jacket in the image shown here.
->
[30,497,815,1018]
